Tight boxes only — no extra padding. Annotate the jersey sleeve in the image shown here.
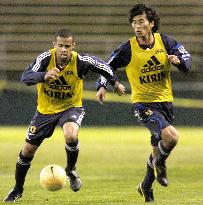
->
[161,33,192,72]
[21,50,51,86]
[96,41,131,90]
[107,41,131,70]
[77,53,118,86]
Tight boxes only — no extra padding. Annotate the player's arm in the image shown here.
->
[96,75,108,104]
[96,41,131,104]
[77,53,125,97]
[161,33,192,72]
[21,51,52,86]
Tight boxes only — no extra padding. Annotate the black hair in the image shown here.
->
[128,4,160,32]
[54,29,75,41]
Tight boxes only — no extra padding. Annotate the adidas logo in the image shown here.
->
[139,55,165,84]
[43,75,73,100]
[141,56,163,74]
[48,76,71,90]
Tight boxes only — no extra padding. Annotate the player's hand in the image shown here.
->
[113,81,125,96]
[167,54,180,65]
[44,68,60,81]
[96,87,106,105]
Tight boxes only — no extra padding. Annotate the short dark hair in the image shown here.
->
[54,29,75,41]
[128,4,160,32]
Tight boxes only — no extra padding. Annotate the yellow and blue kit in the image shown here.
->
[21,49,117,114]
[97,33,192,103]
[97,33,192,145]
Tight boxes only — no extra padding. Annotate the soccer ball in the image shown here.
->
[40,165,67,191]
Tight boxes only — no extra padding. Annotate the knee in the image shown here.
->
[162,126,179,147]
[169,130,179,144]
[63,122,79,143]
[64,129,78,143]
[168,134,178,149]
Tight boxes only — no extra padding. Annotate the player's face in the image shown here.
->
[131,13,154,38]
[53,36,75,62]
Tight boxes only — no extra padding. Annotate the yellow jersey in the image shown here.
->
[126,33,173,103]
[37,49,83,114]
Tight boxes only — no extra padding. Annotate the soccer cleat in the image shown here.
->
[137,183,154,203]
[154,160,168,187]
[67,170,82,192]
[3,189,23,202]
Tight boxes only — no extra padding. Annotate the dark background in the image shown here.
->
[0,0,202,126]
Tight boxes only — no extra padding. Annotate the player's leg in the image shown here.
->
[63,122,80,172]
[63,121,81,191]
[141,154,155,189]
[134,102,174,202]
[160,125,179,158]
[133,104,158,202]
[4,111,57,202]
[141,107,177,187]
[137,153,155,203]
[154,125,179,186]
[3,142,38,202]
[59,107,85,192]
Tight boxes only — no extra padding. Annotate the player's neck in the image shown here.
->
[136,34,154,46]
[56,57,71,71]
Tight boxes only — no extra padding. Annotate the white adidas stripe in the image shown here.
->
[95,61,114,75]
[32,50,51,72]
[78,54,114,76]
[78,54,95,65]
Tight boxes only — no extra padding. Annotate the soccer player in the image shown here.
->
[4,28,125,202]
[96,4,192,203]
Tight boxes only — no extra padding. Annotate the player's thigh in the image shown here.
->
[59,107,85,142]
[133,103,170,145]
[26,111,59,146]
[59,107,85,127]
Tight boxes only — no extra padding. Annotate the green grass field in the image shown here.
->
[0,126,203,205]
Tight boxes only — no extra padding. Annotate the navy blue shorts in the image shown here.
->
[133,102,174,146]
[25,107,85,146]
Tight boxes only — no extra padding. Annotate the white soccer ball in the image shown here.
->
[40,165,67,191]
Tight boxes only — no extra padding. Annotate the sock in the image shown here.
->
[142,154,155,190]
[157,140,172,163]
[14,151,33,193]
[65,139,79,174]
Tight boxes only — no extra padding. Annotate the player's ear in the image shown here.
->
[53,41,56,48]
[72,41,76,49]
[150,21,154,30]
